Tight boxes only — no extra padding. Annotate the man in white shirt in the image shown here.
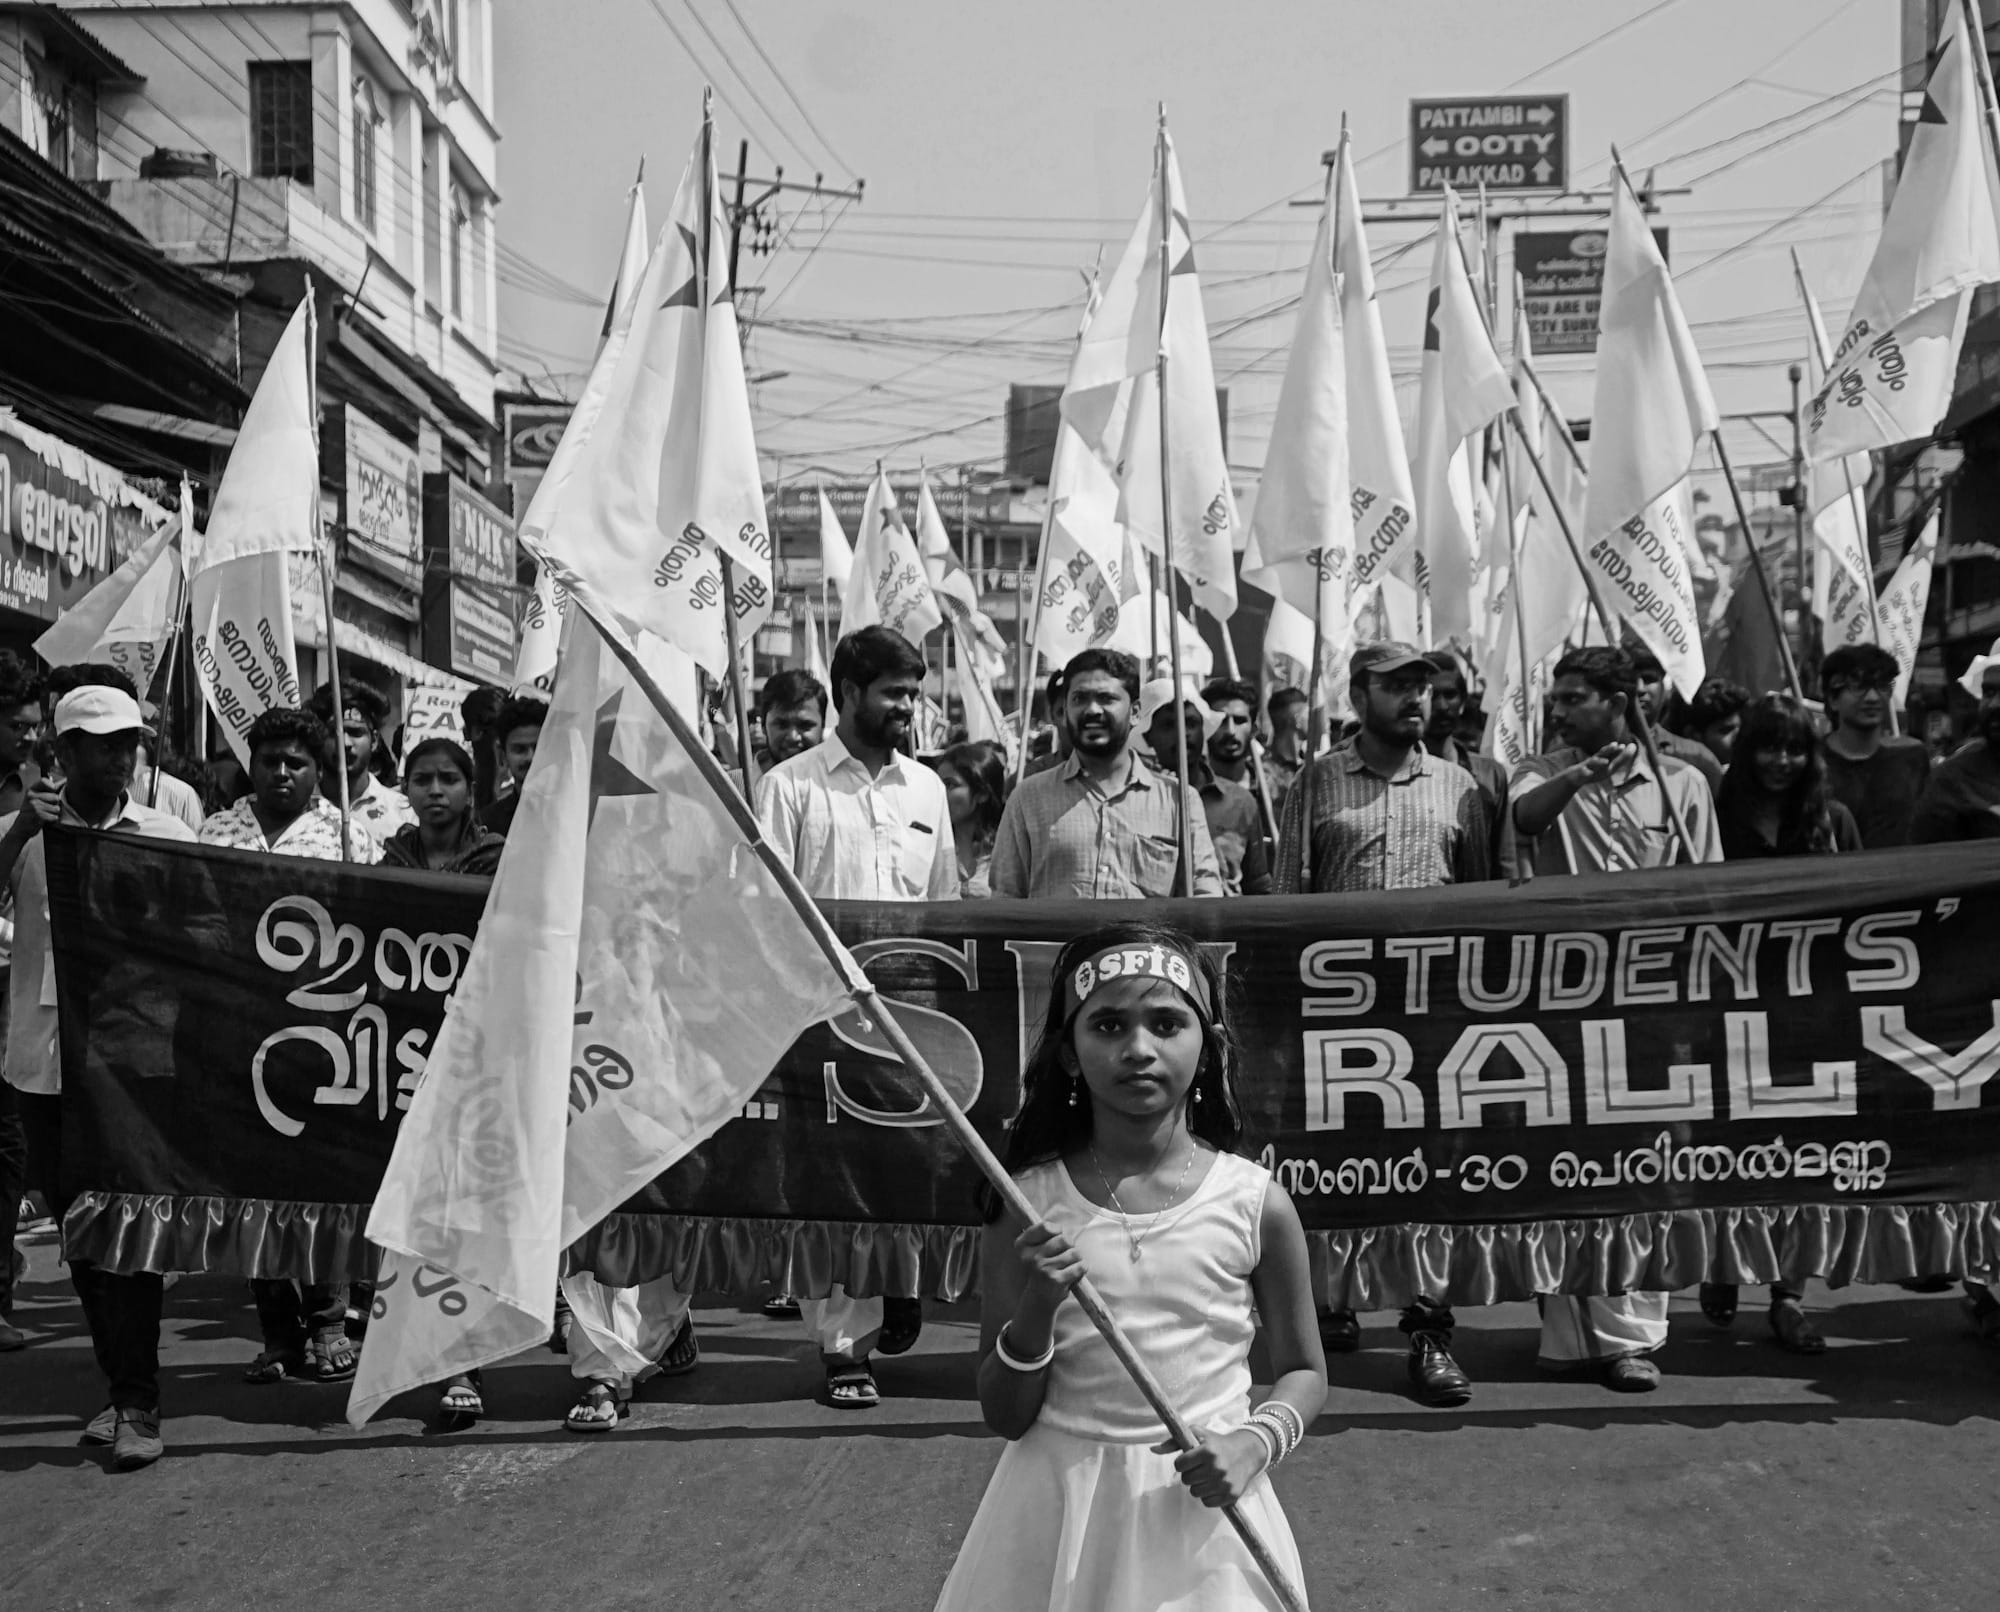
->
[0,684,197,1469]
[757,625,957,1408]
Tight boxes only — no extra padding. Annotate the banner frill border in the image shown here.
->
[63,1193,2000,1305]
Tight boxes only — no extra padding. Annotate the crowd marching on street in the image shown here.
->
[16,0,2000,1604]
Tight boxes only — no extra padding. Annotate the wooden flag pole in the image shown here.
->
[1505,279,1536,749]
[1153,108,1196,895]
[577,591,1310,1612]
[1295,126,1345,894]
[1711,430,1808,702]
[1506,408,1702,866]
[301,296,352,863]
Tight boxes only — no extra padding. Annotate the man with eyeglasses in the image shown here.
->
[1821,644,1932,848]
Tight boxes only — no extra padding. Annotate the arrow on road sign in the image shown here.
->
[1422,137,1449,157]
[1533,158,1553,183]
[1527,105,1556,127]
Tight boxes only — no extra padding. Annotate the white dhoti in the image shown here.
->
[1537,1293,1669,1369]
[801,1283,882,1362]
[562,1271,690,1397]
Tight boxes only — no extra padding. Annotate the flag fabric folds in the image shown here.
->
[1338,137,1421,618]
[544,120,774,679]
[841,470,943,646]
[1244,156,1352,694]
[917,474,983,625]
[349,599,854,1426]
[1580,169,1718,696]
[1806,1,2000,462]
[36,476,188,692]
[515,171,653,688]
[1062,123,1238,622]
[1877,514,1939,708]
[1412,189,1514,642]
[817,487,854,597]
[189,297,313,762]
[1795,255,1881,648]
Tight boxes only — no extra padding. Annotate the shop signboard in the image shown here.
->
[0,423,156,624]
[340,405,423,589]
[422,474,517,684]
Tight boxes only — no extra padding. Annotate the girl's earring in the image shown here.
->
[1068,1076,1083,1109]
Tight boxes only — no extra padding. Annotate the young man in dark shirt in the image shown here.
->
[1820,644,1931,848]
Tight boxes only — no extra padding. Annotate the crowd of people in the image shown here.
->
[4,628,1999,1473]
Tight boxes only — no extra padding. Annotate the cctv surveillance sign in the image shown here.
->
[1409,95,1568,194]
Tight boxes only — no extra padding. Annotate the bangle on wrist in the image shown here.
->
[1240,1419,1279,1474]
[1257,1399,1306,1454]
[994,1323,1055,1373]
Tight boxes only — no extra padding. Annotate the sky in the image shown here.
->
[491,0,1902,500]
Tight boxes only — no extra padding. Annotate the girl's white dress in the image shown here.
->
[933,1150,1308,1612]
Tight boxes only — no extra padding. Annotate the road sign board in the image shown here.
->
[1515,226,1668,355]
[1408,95,1568,194]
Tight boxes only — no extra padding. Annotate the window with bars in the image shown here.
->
[249,61,313,182]
[351,79,379,231]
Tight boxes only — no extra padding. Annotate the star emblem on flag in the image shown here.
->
[1423,286,1443,351]
[588,690,655,827]
[661,223,703,309]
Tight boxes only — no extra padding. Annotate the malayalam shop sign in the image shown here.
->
[1409,95,1569,194]
[1516,227,1670,355]
[0,425,152,622]
[340,405,422,589]
[422,474,517,684]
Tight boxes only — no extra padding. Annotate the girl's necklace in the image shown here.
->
[1089,1138,1197,1263]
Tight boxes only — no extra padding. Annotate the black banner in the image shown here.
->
[48,831,2000,1306]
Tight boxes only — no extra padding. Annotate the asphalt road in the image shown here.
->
[5,1223,1998,1612]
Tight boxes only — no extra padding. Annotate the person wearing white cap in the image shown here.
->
[0,680,197,1470]
[989,649,1222,900]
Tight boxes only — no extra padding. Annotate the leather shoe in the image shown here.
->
[1603,1356,1661,1392]
[1407,1329,1471,1407]
[1318,1308,1362,1354]
[112,1407,163,1471]
[0,1318,25,1351]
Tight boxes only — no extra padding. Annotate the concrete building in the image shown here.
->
[67,0,514,699]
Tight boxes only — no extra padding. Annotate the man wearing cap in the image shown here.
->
[1144,678,1270,896]
[989,648,1223,899]
[1271,642,1489,1406]
[0,683,197,1469]
[1275,643,1492,896]
[1510,645,1719,1392]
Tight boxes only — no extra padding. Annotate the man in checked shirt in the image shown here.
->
[1273,640,1492,1407]
[1510,644,1720,1392]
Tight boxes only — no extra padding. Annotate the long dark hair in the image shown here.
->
[980,919,1243,1221]
[1717,694,1837,854]
[931,739,1010,843]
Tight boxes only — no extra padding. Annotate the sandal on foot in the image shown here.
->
[653,1316,699,1378]
[1699,1282,1739,1327]
[877,1296,923,1357]
[564,1380,628,1433]
[821,1360,880,1409]
[1603,1356,1661,1393]
[243,1348,306,1384]
[311,1325,357,1384]
[1768,1299,1826,1355]
[438,1372,484,1428]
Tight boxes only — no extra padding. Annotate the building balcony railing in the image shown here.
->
[98,173,370,289]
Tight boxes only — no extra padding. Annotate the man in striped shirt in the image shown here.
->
[1274,642,1492,895]
[1272,641,1491,1409]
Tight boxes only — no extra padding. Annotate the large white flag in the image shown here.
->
[1338,138,1421,617]
[189,297,313,761]
[1795,256,1881,647]
[350,599,854,1426]
[1582,169,1718,696]
[36,477,186,691]
[1807,2,2000,462]
[1877,513,1939,708]
[841,470,943,646]
[556,119,774,677]
[1063,125,1238,621]
[1244,157,1352,688]
[1412,189,1514,641]
[515,170,653,688]
[817,486,854,596]
[1509,324,1592,670]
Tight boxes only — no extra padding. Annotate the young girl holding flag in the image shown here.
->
[933,922,1325,1611]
